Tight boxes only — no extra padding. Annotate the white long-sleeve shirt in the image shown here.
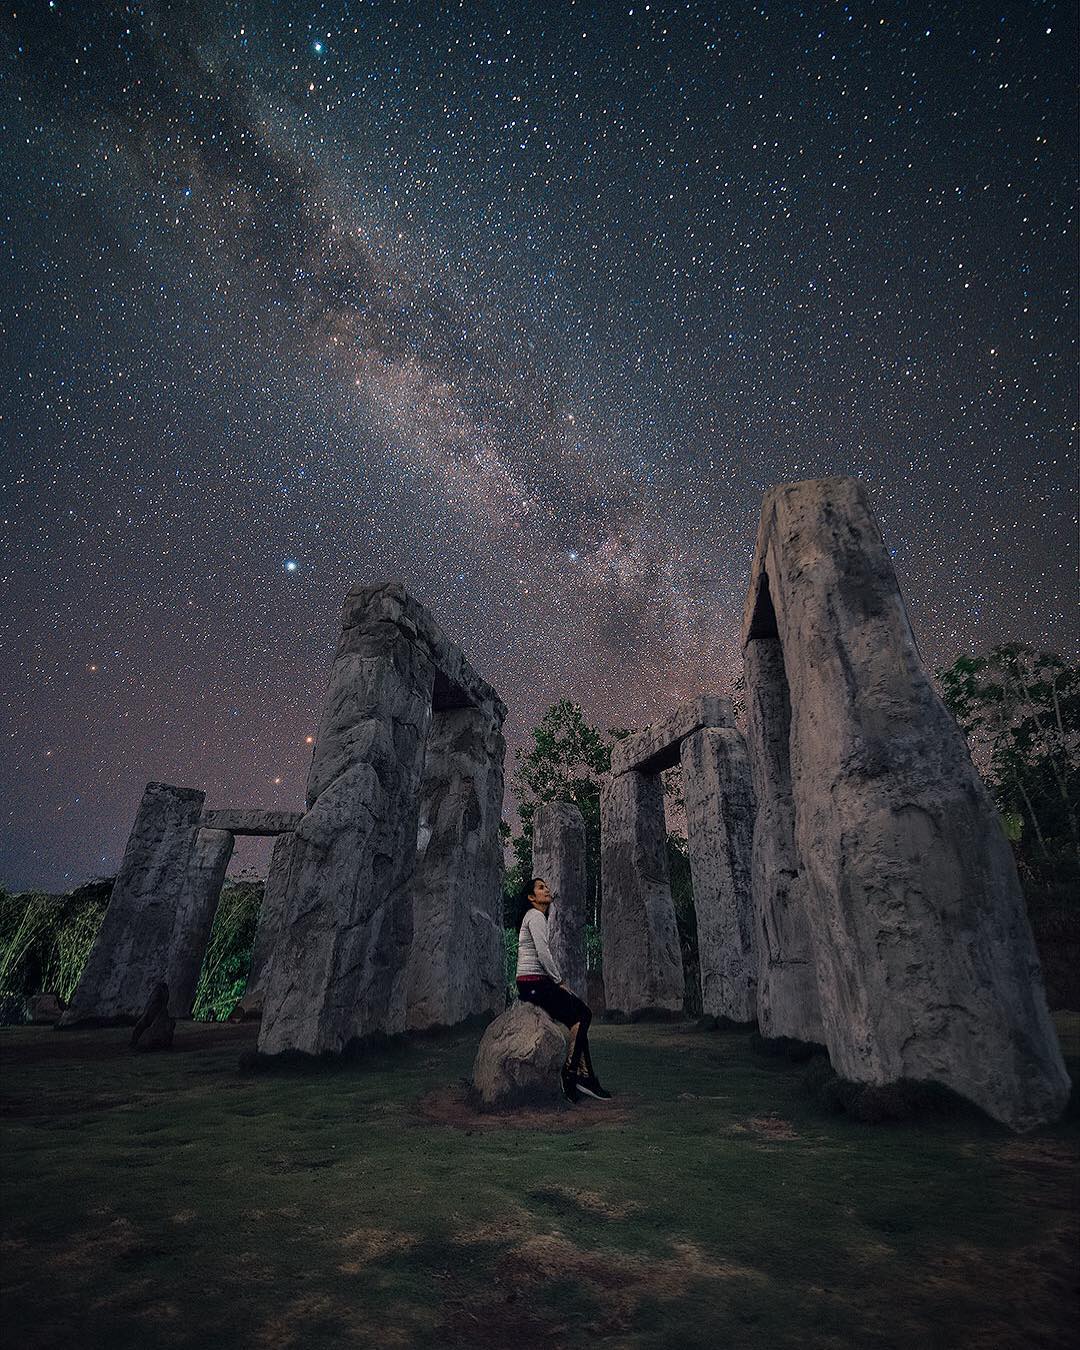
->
[516,906,563,984]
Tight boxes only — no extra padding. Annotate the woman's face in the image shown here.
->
[530,878,552,909]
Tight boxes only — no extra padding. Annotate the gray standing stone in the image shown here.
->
[742,477,1070,1130]
[259,586,436,1056]
[680,727,758,1023]
[472,1000,568,1109]
[743,638,825,1044]
[600,770,683,1016]
[167,827,235,1019]
[234,830,296,1021]
[405,705,506,1031]
[60,783,205,1027]
[532,802,588,999]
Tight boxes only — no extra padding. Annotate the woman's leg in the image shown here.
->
[525,982,591,1074]
[565,1000,591,1076]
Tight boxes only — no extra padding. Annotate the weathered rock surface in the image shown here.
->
[60,783,205,1027]
[234,831,295,1021]
[259,583,506,1058]
[610,696,736,776]
[742,477,1070,1130]
[406,705,506,1031]
[532,801,588,999]
[600,770,684,1016]
[743,638,824,1043]
[472,1000,567,1109]
[198,809,303,836]
[167,827,234,1018]
[26,993,64,1024]
[130,982,175,1051]
[680,727,758,1023]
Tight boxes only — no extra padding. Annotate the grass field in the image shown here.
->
[2,1015,1077,1349]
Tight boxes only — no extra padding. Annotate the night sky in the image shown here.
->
[2,1,1076,892]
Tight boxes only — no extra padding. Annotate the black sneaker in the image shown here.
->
[575,1072,612,1101]
[560,1064,580,1103]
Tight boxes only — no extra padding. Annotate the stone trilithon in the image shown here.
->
[258,582,506,1057]
[741,476,1069,1131]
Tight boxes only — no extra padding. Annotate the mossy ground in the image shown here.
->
[2,1015,1077,1349]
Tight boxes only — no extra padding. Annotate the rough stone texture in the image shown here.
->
[742,477,1070,1130]
[259,583,506,1058]
[233,831,296,1021]
[60,783,205,1027]
[610,695,736,777]
[600,770,684,1016]
[26,993,64,1024]
[472,1000,568,1109]
[166,828,235,1019]
[199,809,303,836]
[130,982,175,1051]
[680,728,758,1023]
[531,802,588,998]
[743,638,825,1044]
[405,705,506,1031]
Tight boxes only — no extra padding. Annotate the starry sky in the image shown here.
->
[2,1,1076,891]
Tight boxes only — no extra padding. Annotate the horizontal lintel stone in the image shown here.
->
[610,696,736,777]
[199,809,304,837]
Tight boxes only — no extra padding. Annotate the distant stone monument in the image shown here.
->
[232,830,296,1020]
[258,582,506,1058]
[166,827,234,1020]
[601,697,756,1020]
[741,476,1070,1131]
[60,783,205,1026]
[531,802,588,999]
[60,784,301,1026]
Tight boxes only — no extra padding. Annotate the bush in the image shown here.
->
[0,881,112,1019]
[190,881,262,1021]
[504,927,518,1003]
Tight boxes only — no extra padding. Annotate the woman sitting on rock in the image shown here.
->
[515,877,611,1102]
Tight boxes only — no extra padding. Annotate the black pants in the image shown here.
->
[517,977,593,1076]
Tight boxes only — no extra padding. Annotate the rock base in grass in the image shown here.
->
[471,1001,567,1110]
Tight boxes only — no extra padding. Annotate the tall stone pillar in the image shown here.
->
[600,770,683,1016]
[167,827,235,1018]
[742,477,1070,1130]
[60,782,205,1026]
[680,727,757,1023]
[405,705,506,1030]
[259,586,435,1056]
[743,638,824,1043]
[235,830,296,1019]
[532,802,587,998]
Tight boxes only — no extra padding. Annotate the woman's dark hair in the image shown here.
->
[514,877,543,928]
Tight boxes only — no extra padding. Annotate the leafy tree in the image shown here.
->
[937,643,1079,890]
[506,700,630,934]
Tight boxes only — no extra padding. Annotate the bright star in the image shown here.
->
[285,559,298,573]
[312,41,324,54]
